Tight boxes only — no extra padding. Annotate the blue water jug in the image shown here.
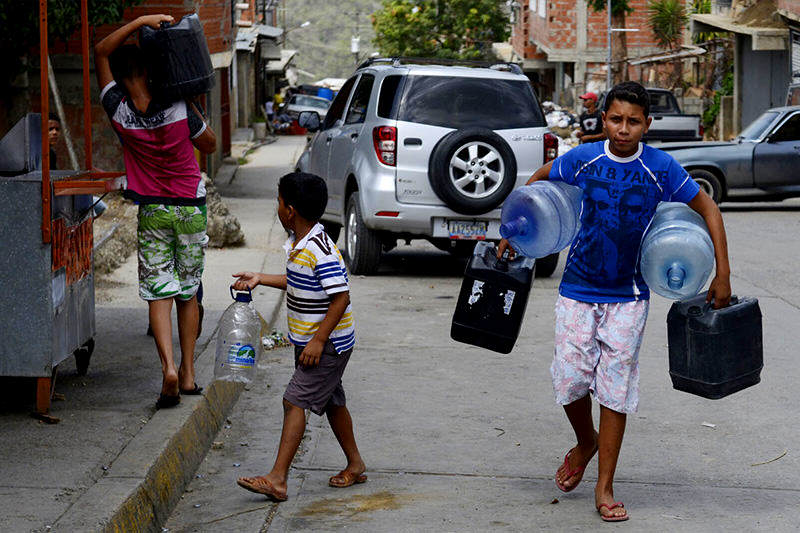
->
[639,202,714,300]
[499,181,582,258]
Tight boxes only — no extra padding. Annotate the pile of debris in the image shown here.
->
[543,101,580,154]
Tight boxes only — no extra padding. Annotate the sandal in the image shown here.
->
[328,470,368,488]
[236,476,288,502]
[156,393,180,409]
[179,383,203,395]
[597,502,629,522]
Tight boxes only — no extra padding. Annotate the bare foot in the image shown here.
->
[236,474,288,501]
[555,432,599,491]
[161,370,179,396]
[596,491,629,521]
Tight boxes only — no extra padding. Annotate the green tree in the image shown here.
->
[647,0,688,87]
[371,0,511,60]
[587,0,634,85]
[0,0,142,94]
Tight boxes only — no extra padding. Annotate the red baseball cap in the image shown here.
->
[579,92,598,102]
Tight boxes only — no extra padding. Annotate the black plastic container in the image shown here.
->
[451,241,535,354]
[139,13,215,101]
[667,294,763,399]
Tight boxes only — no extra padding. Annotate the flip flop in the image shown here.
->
[236,476,288,502]
[156,393,180,409]
[328,470,368,488]
[597,502,629,522]
[179,383,203,395]
[555,450,586,492]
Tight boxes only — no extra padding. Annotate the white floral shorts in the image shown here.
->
[551,295,649,414]
[137,204,208,301]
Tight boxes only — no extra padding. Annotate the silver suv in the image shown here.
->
[296,58,559,275]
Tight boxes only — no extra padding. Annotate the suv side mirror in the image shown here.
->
[298,111,321,132]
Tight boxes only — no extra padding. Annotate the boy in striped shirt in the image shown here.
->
[233,172,365,502]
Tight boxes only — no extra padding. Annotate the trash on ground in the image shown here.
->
[701,422,716,429]
[263,330,291,350]
[751,449,787,466]
[550,498,559,504]
[211,441,224,450]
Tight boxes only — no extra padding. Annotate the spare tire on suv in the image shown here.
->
[428,128,517,215]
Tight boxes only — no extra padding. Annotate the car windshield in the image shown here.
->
[738,111,779,140]
[396,75,545,129]
[291,95,330,110]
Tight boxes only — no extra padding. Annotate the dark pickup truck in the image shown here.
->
[600,88,703,142]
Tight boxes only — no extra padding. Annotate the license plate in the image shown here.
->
[448,220,488,240]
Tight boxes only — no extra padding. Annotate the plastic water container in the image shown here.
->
[640,202,714,300]
[215,288,262,383]
[667,294,763,399]
[139,13,215,101]
[451,241,536,354]
[499,181,582,258]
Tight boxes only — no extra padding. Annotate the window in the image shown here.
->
[377,75,403,119]
[538,0,546,18]
[771,113,800,142]
[397,76,545,129]
[345,74,375,124]
[739,111,779,140]
[649,92,679,114]
[322,76,357,130]
[791,29,800,82]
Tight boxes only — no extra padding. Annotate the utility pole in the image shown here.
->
[606,0,612,91]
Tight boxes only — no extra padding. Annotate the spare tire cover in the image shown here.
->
[428,128,517,215]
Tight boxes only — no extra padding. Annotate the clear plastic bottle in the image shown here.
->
[499,180,582,258]
[640,202,715,300]
[214,288,262,383]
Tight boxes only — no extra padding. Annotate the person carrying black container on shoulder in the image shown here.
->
[499,81,732,523]
[575,92,606,144]
[94,14,217,409]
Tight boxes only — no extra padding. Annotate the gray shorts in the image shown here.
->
[284,340,352,416]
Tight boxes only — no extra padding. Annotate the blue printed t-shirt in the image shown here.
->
[549,140,700,303]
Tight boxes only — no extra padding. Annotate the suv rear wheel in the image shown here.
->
[428,128,517,215]
[344,192,381,275]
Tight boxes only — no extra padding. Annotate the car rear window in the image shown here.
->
[396,75,545,129]
[649,91,679,114]
[377,75,403,119]
[291,95,330,110]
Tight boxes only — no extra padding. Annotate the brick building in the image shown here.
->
[511,0,683,105]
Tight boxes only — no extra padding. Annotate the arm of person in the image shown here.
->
[188,101,217,154]
[580,131,607,143]
[94,14,174,89]
[687,191,732,309]
[299,291,350,367]
[232,272,287,291]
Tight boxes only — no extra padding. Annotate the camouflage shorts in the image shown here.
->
[137,204,208,301]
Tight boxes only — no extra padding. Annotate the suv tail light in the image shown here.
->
[373,126,397,166]
[699,124,704,138]
[543,132,558,163]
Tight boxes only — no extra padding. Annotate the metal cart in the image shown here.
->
[0,1,124,418]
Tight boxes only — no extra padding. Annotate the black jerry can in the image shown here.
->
[667,294,763,399]
[450,241,535,354]
[139,13,215,101]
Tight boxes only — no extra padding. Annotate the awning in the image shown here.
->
[236,24,283,53]
[265,49,297,73]
[313,78,347,91]
[691,13,788,51]
[628,45,707,66]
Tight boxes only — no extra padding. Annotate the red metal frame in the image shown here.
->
[38,0,125,244]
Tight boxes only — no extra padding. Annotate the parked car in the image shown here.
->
[285,94,331,122]
[295,57,560,275]
[656,106,800,203]
[600,87,703,142]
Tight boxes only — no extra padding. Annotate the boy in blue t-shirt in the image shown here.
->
[499,82,731,522]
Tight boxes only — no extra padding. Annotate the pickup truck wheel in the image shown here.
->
[534,252,560,278]
[429,128,517,215]
[344,193,381,275]
[690,169,723,204]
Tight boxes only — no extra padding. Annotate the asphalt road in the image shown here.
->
[164,148,800,532]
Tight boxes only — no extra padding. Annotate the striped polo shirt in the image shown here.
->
[284,223,355,353]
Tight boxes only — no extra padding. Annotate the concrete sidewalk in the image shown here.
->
[0,135,308,533]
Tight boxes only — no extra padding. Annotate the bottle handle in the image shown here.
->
[492,244,510,272]
[703,294,738,312]
[230,286,253,301]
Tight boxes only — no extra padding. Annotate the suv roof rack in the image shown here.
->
[356,56,523,75]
